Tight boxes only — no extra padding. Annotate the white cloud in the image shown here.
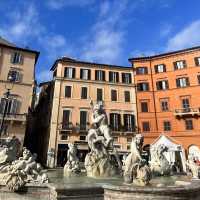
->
[160,24,172,37]
[46,0,95,9]
[81,0,129,64]
[0,4,44,44]
[166,20,200,51]
[37,70,52,83]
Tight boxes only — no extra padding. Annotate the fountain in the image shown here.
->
[0,103,200,199]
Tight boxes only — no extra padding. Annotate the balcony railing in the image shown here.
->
[174,108,200,117]
[0,113,26,121]
[111,125,136,133]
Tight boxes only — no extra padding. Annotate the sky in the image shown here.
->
[0,0,200,83]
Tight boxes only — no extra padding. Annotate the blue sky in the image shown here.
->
[0,0,200,83]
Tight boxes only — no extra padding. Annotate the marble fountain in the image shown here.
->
[0,102,200,200]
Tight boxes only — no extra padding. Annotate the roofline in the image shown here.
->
[0,43,40,64]
[128,46,200,62]
[50,58,131,71]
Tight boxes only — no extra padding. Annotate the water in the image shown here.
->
[47,169,192,188]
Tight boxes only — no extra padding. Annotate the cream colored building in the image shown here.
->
[47,57,137,167]
[0,37,39,143]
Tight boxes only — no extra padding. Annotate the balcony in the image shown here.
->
[59,122,73,134]
[76,122,90,134]
[0,113,26,122]
[111,125,136,134]
[174,108,200,117]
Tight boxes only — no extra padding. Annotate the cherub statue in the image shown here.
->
[124,134,151,186]
[64,143,80,176]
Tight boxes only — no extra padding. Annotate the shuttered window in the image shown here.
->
[136,67,148,75]
[109,71,119,83]
[81,87,87,99]
[141,102,148,112]
[194,57,200,66]
[174,60,187,70]
[62,110,70,129]
[95,70,105,81]
[137,82,149,91]
[122,73,132,83]
[10,52,23,64]
[80,110,87,130]
[0,98,20,115]
[124,91,130,102]
[156,80,169,90]
[185,119,193,130]
[111,89,117,101]
[7,70,21,82]
[80,69,91,80]
[110,113,121,131]
[163,121,171,131]
[176,77,190,88]
[64,67,75,78]
[97,88,103,101]
[65,86,71,98]
[142,121,150,132]
[123,114,135,131]
[154,64,166,73]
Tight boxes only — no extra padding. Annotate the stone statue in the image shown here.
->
[149,144,171,176]
[84,101,118,177]
[0,141,48,192]
[186,154,200,179]
[64,143,81,176]
[124,134,151,186]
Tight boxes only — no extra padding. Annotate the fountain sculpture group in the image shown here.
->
[64,101,200,183]
[1,101,200,199]
[0,137,48,192]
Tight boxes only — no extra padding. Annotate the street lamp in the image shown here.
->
[0,75,14,138]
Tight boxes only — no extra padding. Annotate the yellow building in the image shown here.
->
[0,37,39,144]
[46,57,137,167]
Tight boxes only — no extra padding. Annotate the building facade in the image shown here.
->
[47,57,137,167]
[129,46,200,154]
[0,37,39,144]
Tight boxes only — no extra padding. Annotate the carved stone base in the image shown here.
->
[85,152,117,178]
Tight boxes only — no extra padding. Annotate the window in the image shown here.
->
[7,70,21,82]
[64,67,75,78]
[80,110,87,130]
[154,64,166,73]
[160,99,169,111]
[141,102,148,112]
[61,135,68,140]
[136,67,148,75]
[65,86,71,98]
[156,80,169,90]
[194,57,200,66]
[123,114,135,132]
[81,87,87,99]
[109,71,119,83]
[111,89,117,101]
[124,91,130,102]
[197,75,200,84]
[137,82,149,91]
[53,70,57,77]
[142,121,150,132]
[10,52,23,64]
[0,98,20,115]
[185,119,193,130]
[97,88,103,101]
[110,113,121,131]
[95,70,105,81]
[182,98,190,112]
[62,110,70,129]
[80,69,91,80]
[174,60,186,70]
[176,77,190,88]
[163,121,171,131]
[80,135,86,141]
[122,73,132,83]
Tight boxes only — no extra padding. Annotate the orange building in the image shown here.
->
[129,46,200,154]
